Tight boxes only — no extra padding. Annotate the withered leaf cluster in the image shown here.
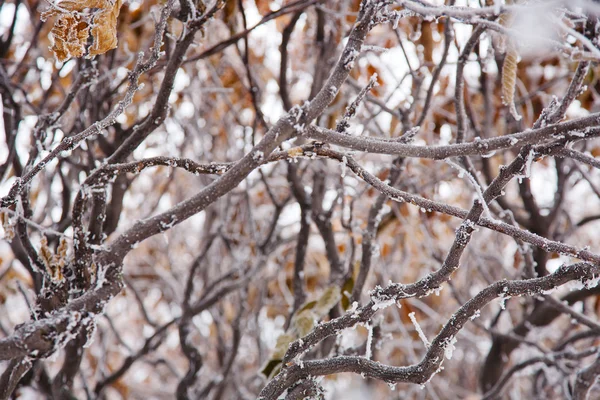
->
[41,0,122,62]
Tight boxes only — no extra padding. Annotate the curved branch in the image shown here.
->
[259,262,600,399]
[303,115,600,159]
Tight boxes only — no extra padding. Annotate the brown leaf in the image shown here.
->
[502,47,521,121]
[41,0,122,61]
[89,0,123,56]
[47,14,89,62]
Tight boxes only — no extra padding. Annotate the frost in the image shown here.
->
[253,151,264,162]
[582,274,600,289]
[361,45,388,53]
[454,222,473,246]
[443,336,457,360]
[408,312,430,349]
[370,283,407,311]
[83,316,98,348]
[343,49,360,70]
[365,324,373,360]
[371,298,396,311]
[391,195,406,203]
[388,10,414,29]
[95,263,108,289]
[499,292,511,310]
[523,148,535,179]
[341,156,348,178]
[290,105,304,122]
[159,215,178,230]
[470,309,481,320]
[56,311,83,350]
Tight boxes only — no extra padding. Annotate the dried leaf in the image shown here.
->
[39,236,54,268]
[292,309,316,337]
[260,332,295,378]
[314,285,342,317]
[41,0,122,61]
[48,14,89,61]
[89,0,123,57]
[39,235,66,281]
[272,333,295,360]
[0,212,16,242]
[496,11,521,121]
[340,276,354,311]
[261,359,282,379]
[502,46,522,121]
[297,300,317,313]
[495,12,513,54]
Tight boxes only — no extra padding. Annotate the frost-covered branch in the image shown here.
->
[260,262,600,399]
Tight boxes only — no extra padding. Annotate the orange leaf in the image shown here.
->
[41,0,123,61]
